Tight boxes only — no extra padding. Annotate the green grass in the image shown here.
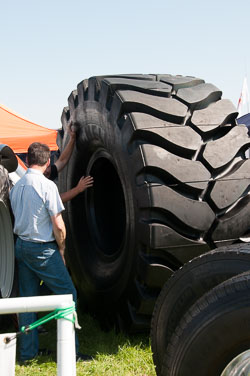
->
[13,312,156,376]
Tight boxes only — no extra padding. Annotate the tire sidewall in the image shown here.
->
[64,102,138,305]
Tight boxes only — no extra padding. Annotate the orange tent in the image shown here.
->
[0,104,58,153]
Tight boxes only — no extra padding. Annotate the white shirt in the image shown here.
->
[10,168,64,242]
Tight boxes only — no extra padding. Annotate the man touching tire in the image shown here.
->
[10,142,92,362]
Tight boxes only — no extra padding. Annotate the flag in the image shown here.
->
[237,76,250,117]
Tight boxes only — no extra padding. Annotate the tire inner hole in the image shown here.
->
[87,157,126,256]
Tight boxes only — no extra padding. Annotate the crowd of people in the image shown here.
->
[9,123,94,363]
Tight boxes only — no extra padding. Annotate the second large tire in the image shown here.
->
[0,161,15,299]
[150,243,250,374]
[58,74,250,330]
[161,271,250,376]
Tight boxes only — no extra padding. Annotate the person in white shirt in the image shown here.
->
[10,142,92,363]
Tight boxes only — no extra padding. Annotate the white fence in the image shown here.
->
[0,294,76,376]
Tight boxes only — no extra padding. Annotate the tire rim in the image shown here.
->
[221,350,250,375]
[0,200,14,298]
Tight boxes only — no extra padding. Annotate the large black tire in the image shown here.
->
[0,144,18,174]
[150,243,250,374]
[161,271,250,376]
[58,74,250,330]
[0,165,15,299]
[0,164,16,328]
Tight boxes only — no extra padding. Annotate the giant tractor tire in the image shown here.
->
[58,74,250,330]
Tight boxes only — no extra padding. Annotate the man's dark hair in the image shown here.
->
[27,142,50,166]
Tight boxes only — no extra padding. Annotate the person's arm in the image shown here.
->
[51,213,66,264]
[60,176,94,203]
[54,123,76,173]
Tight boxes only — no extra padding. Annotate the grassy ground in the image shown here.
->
[12,311,156,376]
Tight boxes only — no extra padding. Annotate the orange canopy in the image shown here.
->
[0,104,58,153]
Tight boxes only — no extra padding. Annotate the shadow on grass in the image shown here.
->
[77,312,151,357]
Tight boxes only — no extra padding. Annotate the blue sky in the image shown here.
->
[1,0,250,129]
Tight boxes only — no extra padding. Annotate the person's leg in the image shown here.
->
[15,238,40,361]
[28,242,77,304]
[25,241,79,352]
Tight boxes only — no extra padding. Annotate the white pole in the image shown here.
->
[0,295,73,313]
[0,295,76,376]
[57,312,76,376]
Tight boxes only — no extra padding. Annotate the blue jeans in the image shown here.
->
[15,237,79,361]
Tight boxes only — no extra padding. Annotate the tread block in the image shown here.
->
[212,196,250,240]
[147,185,215,231]
[137,254,173,288]
[93,74,157,102]
[158,75,204,90]
[211,176,250,209]
[76,79,88,104]
[101,74,156,80]
[223,159,250,179]
[139,222,209,248]
[191,99,238,131]
[61,106,70,129]
[176,83,222,109]
[116,90,188,123]
[203,125,250,169]
[141,144,211,189]
[134,127,202,157]
[103,77,172,97]
[130,112,180,129]
[211,179,250,209]
[68,90,78,112]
